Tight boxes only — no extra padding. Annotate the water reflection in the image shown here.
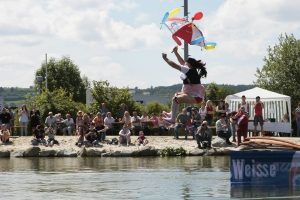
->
[0,156,298,199]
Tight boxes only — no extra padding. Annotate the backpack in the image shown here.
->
[108,138,118,145]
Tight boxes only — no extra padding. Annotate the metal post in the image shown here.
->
[183,0,189,60]
[45,54,48,89]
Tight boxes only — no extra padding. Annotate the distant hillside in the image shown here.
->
[133,84,256,97]
[0,87,36,106]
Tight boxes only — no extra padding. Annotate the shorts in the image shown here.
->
[254,115,264,126]
[119,135,129,144]
[194,97,203,104]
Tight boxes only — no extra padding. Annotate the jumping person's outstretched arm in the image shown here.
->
[172,46,185,65]
[162,53,181,71]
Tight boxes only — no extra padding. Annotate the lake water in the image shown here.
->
[0,156,299,199]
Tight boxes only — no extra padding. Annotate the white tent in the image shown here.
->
[225,87,291,125]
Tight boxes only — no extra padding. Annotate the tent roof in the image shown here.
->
[225,87,290,101]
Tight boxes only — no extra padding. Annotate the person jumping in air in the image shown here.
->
[162,46,207,124]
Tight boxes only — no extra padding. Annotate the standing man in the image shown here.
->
[253,96,264,136]
[99,103,109,119]
[119,103,128,120]
[293,102,300,137]
[174,108,190,140]
[238,95,250,113]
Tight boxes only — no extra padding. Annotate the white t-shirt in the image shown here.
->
[239,102,249,112]
[131,116,141,127]
[199,108,207,119]
[104,117,115,127]
[119,129,131,136]
[64,118,74,127]
[19,110,29,123]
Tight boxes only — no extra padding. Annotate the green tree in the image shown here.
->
[90,80,143,118]
[205,82,219,101]
[254,33,300,110]
[34,56,87,103]
[144,101,169,115]
[24,88,87,125]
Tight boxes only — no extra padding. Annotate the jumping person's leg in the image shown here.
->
[164,94,197,124]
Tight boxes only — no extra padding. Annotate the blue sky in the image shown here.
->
[0,0,300,89]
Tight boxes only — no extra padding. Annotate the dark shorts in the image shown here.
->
[254,115,264,126]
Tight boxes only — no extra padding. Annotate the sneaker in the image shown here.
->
[78,143,82,147]
[163,118,175,125]
[163,111,171,118]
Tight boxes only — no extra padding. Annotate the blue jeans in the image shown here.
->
[297,119,300,137]
[195,133,212,146]
[192,125,200,138]
[20,122,28,136]
[174,124,189,138]
[31,138,46,145]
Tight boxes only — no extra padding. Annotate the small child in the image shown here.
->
[0,124,10,145]
[45,125,58,147]
[136,131,148,146]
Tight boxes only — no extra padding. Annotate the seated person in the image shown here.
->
[118,124,131,147]
[45,125,58,147]
[31,125,46,145]
[95,124,108,142]
[195,121,212,149]
[54,113,64,134]
[174,108,190,140]
[63,114,74,136]
[131,111,141,136]
[279,113,292,137]
[135,131,148,146]
[158,114,169,136]
[0,124,10,145]
[149,113,159,134]
[104,112,115,135]
[122,111,133,134]
[216,114,232,145]
[83,123,99,147]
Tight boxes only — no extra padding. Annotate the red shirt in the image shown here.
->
[238,112,248,125]
[254,102,263,116]
[206,106,213,117]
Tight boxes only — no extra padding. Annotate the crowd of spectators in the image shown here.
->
[0,96,296,149]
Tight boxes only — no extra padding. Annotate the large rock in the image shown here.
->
[10,150,25,157]
[24,146,40,157]
[212,137,233,148]
[56,149,78,157]
[0,150,10,157]
[188,148,204,156]
[205,147,224,156]
[139,146,157,156]
[86,148,105,157]
[39,149,57,157]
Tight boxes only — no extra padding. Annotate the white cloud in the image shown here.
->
[202,0,300,58]
[135,13,150,22]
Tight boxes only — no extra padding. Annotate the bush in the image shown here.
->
[160,146,186,156]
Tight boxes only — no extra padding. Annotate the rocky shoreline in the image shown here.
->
[1,136,296,158]
[0,136,239,158]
